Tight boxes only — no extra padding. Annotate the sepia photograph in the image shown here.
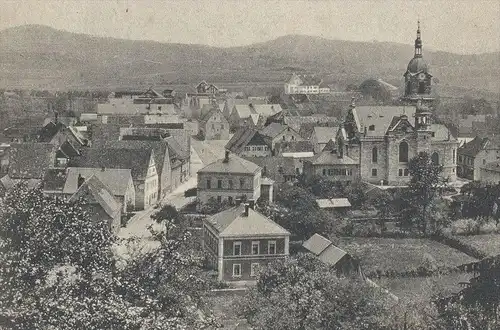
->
[0,0,499,329]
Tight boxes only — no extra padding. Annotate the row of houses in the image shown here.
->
[0,119,191,234]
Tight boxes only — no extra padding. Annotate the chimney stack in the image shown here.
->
[223,150,230,163]
[77,174,85,188]
[243,203,250,217]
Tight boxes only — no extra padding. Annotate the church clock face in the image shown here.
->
[418,73,426,81]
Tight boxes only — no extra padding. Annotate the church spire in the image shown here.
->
[414,20,423,58]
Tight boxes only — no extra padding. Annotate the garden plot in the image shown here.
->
[337,237,476,276]
[459,233,500,256]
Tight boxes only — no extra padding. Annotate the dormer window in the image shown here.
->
[368,125,375,131]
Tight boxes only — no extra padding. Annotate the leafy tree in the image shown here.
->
[398,153,450,235]
[257,184,333,240]
[238,253,393,330]
[0,183,217,329]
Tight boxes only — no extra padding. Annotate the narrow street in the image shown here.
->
[118,144,204,240]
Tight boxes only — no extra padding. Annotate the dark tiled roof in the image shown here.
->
[242,156,296,182]
[8,143,56,179]
[206,204,290,238]
[199,154,261,174]
[274,140,314,154]
[43,168,68,192]
[57,141,80,158]
[260,123,287,138]
[225,128,259,154]
[352,106,416,137]
[70,148,153,181]
[310,149,357,165]
[313,126,339,145]
[69,175,121,219]
[458,137,487,157]
[64,167,133,196]
[102,140,168,177]
[37,121,66,142]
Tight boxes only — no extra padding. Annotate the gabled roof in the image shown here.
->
[352,106,417,137]
[64,167,133,196]
[275,140,314,154]
[284,116,337,132]
[232,104,257,119]
[199,154,261,175]
[313,126,338,144]
[206,204,290,238]
[252,104,282,117]
[458,136,488,157]
[242,156,296,181]
[200,107,226,125]
[70,148,153,181]
[260,123,289,138]
[56,141,80,158]
[303,233,347,266]
[8,143,56,179]
[310,150,357,165]
[37,121,67,142]
[322,139,336,152]
[69,175,121,219]
[430,124,456,141]
[103,140,169,176]
[225,128,269,154]
[316,198,351,209]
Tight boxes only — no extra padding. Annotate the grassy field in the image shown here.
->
[376,272,473,304]
[337,237,476,275]
[459,233,500,256]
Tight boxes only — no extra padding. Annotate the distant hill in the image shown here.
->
[0,25,498,96]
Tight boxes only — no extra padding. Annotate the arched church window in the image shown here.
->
[399,141,409,163]
[431,152,439,165]
[372,147,378,163]
[418,82,426,94]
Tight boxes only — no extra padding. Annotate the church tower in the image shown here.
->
[403,21,433,103]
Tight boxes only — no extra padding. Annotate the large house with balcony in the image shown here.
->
[203,202,290,282]
[197,151,262,205]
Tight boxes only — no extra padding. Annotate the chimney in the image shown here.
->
[223,150,230,163]
[243,203,250,217]
[77,174,85,188]
[248,199,255,210]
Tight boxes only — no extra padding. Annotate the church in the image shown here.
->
[305,22,459,186]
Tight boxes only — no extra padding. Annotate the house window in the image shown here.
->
[217,196,222,203]
[250,263,260,277]
[217,179,222,188]
[399,141,409,163]
[251,241,260,255]
[245,146,251,151]
[232,264,241,277]
[291,135,295,141]
[322,169,327,176]
[233,242,242,256]
[328,169,334,176]
[240,178,245,188]
[431,152,439,165]
[483,159,486,165]
[221,124,224,130]
[228,180,233,189]
[404,168,409,176]
[398,169,403,177]
[268,241,276,255]
[453,149,456,164]
[282,136,285,141]
[368,125,375,131]
[371,168,378,177]
[228,196,233,204]
[206,179,211,189]
[372,147,378,163]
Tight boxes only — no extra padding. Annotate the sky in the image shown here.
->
[1,0,499,54]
